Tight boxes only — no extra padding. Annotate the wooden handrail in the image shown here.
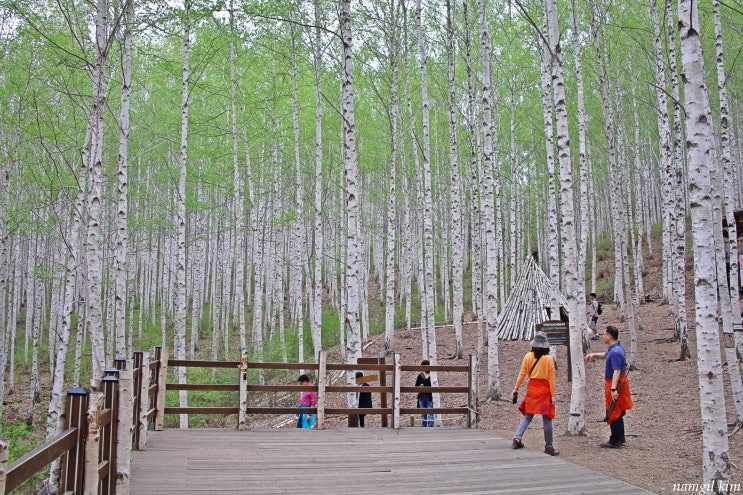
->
[4,348,476,494]
[4,428,78,493]
[159,350,477,432]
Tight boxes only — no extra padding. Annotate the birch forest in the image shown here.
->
[0,0,742,487]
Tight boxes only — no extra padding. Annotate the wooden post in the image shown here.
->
[131,351,142,449]
[316,350,327,430]
[84,391,105,495]
[116,361,133,494]
[0,438,8,495]
[238,348,248,431]
[468,353,477,429]
[102,371,120,495]
[60,387,88,494]
[155,346,168,431]
[378,352,388,427]
[392,352,401,429]
[138,351,151,450]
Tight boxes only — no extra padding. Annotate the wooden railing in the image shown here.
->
[163,350,478,430]
[0,346,165,495]
[0,348,477,494]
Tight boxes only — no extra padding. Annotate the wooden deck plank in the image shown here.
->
[130,428,653,494]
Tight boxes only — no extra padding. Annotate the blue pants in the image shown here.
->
[296,406,315,428]
[418,396,434,427]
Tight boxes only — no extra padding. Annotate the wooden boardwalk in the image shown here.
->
[130,428,653,494]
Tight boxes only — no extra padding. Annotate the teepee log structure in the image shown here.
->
[496,256,568,341]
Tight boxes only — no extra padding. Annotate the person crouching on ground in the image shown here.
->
[296,374,317,428]
[511,331,559,456]
[585,325,633,448]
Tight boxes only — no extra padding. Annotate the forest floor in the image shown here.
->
[317,262,743,494]
[323,304,741,495]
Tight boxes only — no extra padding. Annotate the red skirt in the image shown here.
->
[518,378,555,418]
[605,376,633,424]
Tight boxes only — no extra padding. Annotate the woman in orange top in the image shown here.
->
[511,331,558,456]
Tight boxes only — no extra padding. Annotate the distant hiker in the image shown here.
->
[296,374,317,428]
[511,331,559,456]
[586,325,633,448]
[587,293,601,340]
[415,360,434,427]
[356,371,373,427]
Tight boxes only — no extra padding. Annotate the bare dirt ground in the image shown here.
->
[328,296,743,495]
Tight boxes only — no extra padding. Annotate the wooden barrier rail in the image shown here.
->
[160,350,478,430]
[0,348,476,494]
[0,346,165,495]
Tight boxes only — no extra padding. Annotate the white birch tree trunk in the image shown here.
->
[713,0,743,357]
[666,0,690,359]
[114,0,133,361]
[544,0,587,435]
[341,0,362,409]
[679,0,731,485]
[446,0,464,360]
[384,1,400,355]
[175,0,191,429]
[569,0,590,344]
[478,0,501,400]
[539,22,560,292]
[311,0,324,360]
[415,0,436,364]
[86,0,111,383]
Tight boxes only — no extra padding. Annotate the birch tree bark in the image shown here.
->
[569,0,590,344]
[446,0,464,360]
[86,0,112,383]
[114,0,133,360]
[666,0,690,360]
[679,0,731,485]
[175,0,191,429]
[289,17,305,363]
[543,0,587,435]
[311,0,324,360]
[713,0,743,351]
[384,0,402,355]
[478,0,501,401]
[230,2,246,351]
[538,17,560,294]
[341,0,362,409]
[415,0,436,364]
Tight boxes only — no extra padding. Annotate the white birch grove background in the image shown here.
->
[0,0,741,484]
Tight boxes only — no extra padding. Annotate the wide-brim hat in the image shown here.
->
[530,331,550,349]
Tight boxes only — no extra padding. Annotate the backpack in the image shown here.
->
[597,302,603,315]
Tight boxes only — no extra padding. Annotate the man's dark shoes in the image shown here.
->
[512,439,524,449]
[544,446,559,456]
[600,441,622,449]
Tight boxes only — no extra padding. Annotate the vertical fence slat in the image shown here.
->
[138,351,151,450]
[155,347,168,431]
[238,349,248,431]
[60,387,88,494]
[131,351,144,449]
[83,392,104,495]
[393,352,401,429]
[468,353,477,429]
[101,372,120,495]
[116,361,133,494]
[316,350,326,430]
[0,438,8,495]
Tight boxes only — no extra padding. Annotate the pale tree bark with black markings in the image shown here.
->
[679,0,731,485]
